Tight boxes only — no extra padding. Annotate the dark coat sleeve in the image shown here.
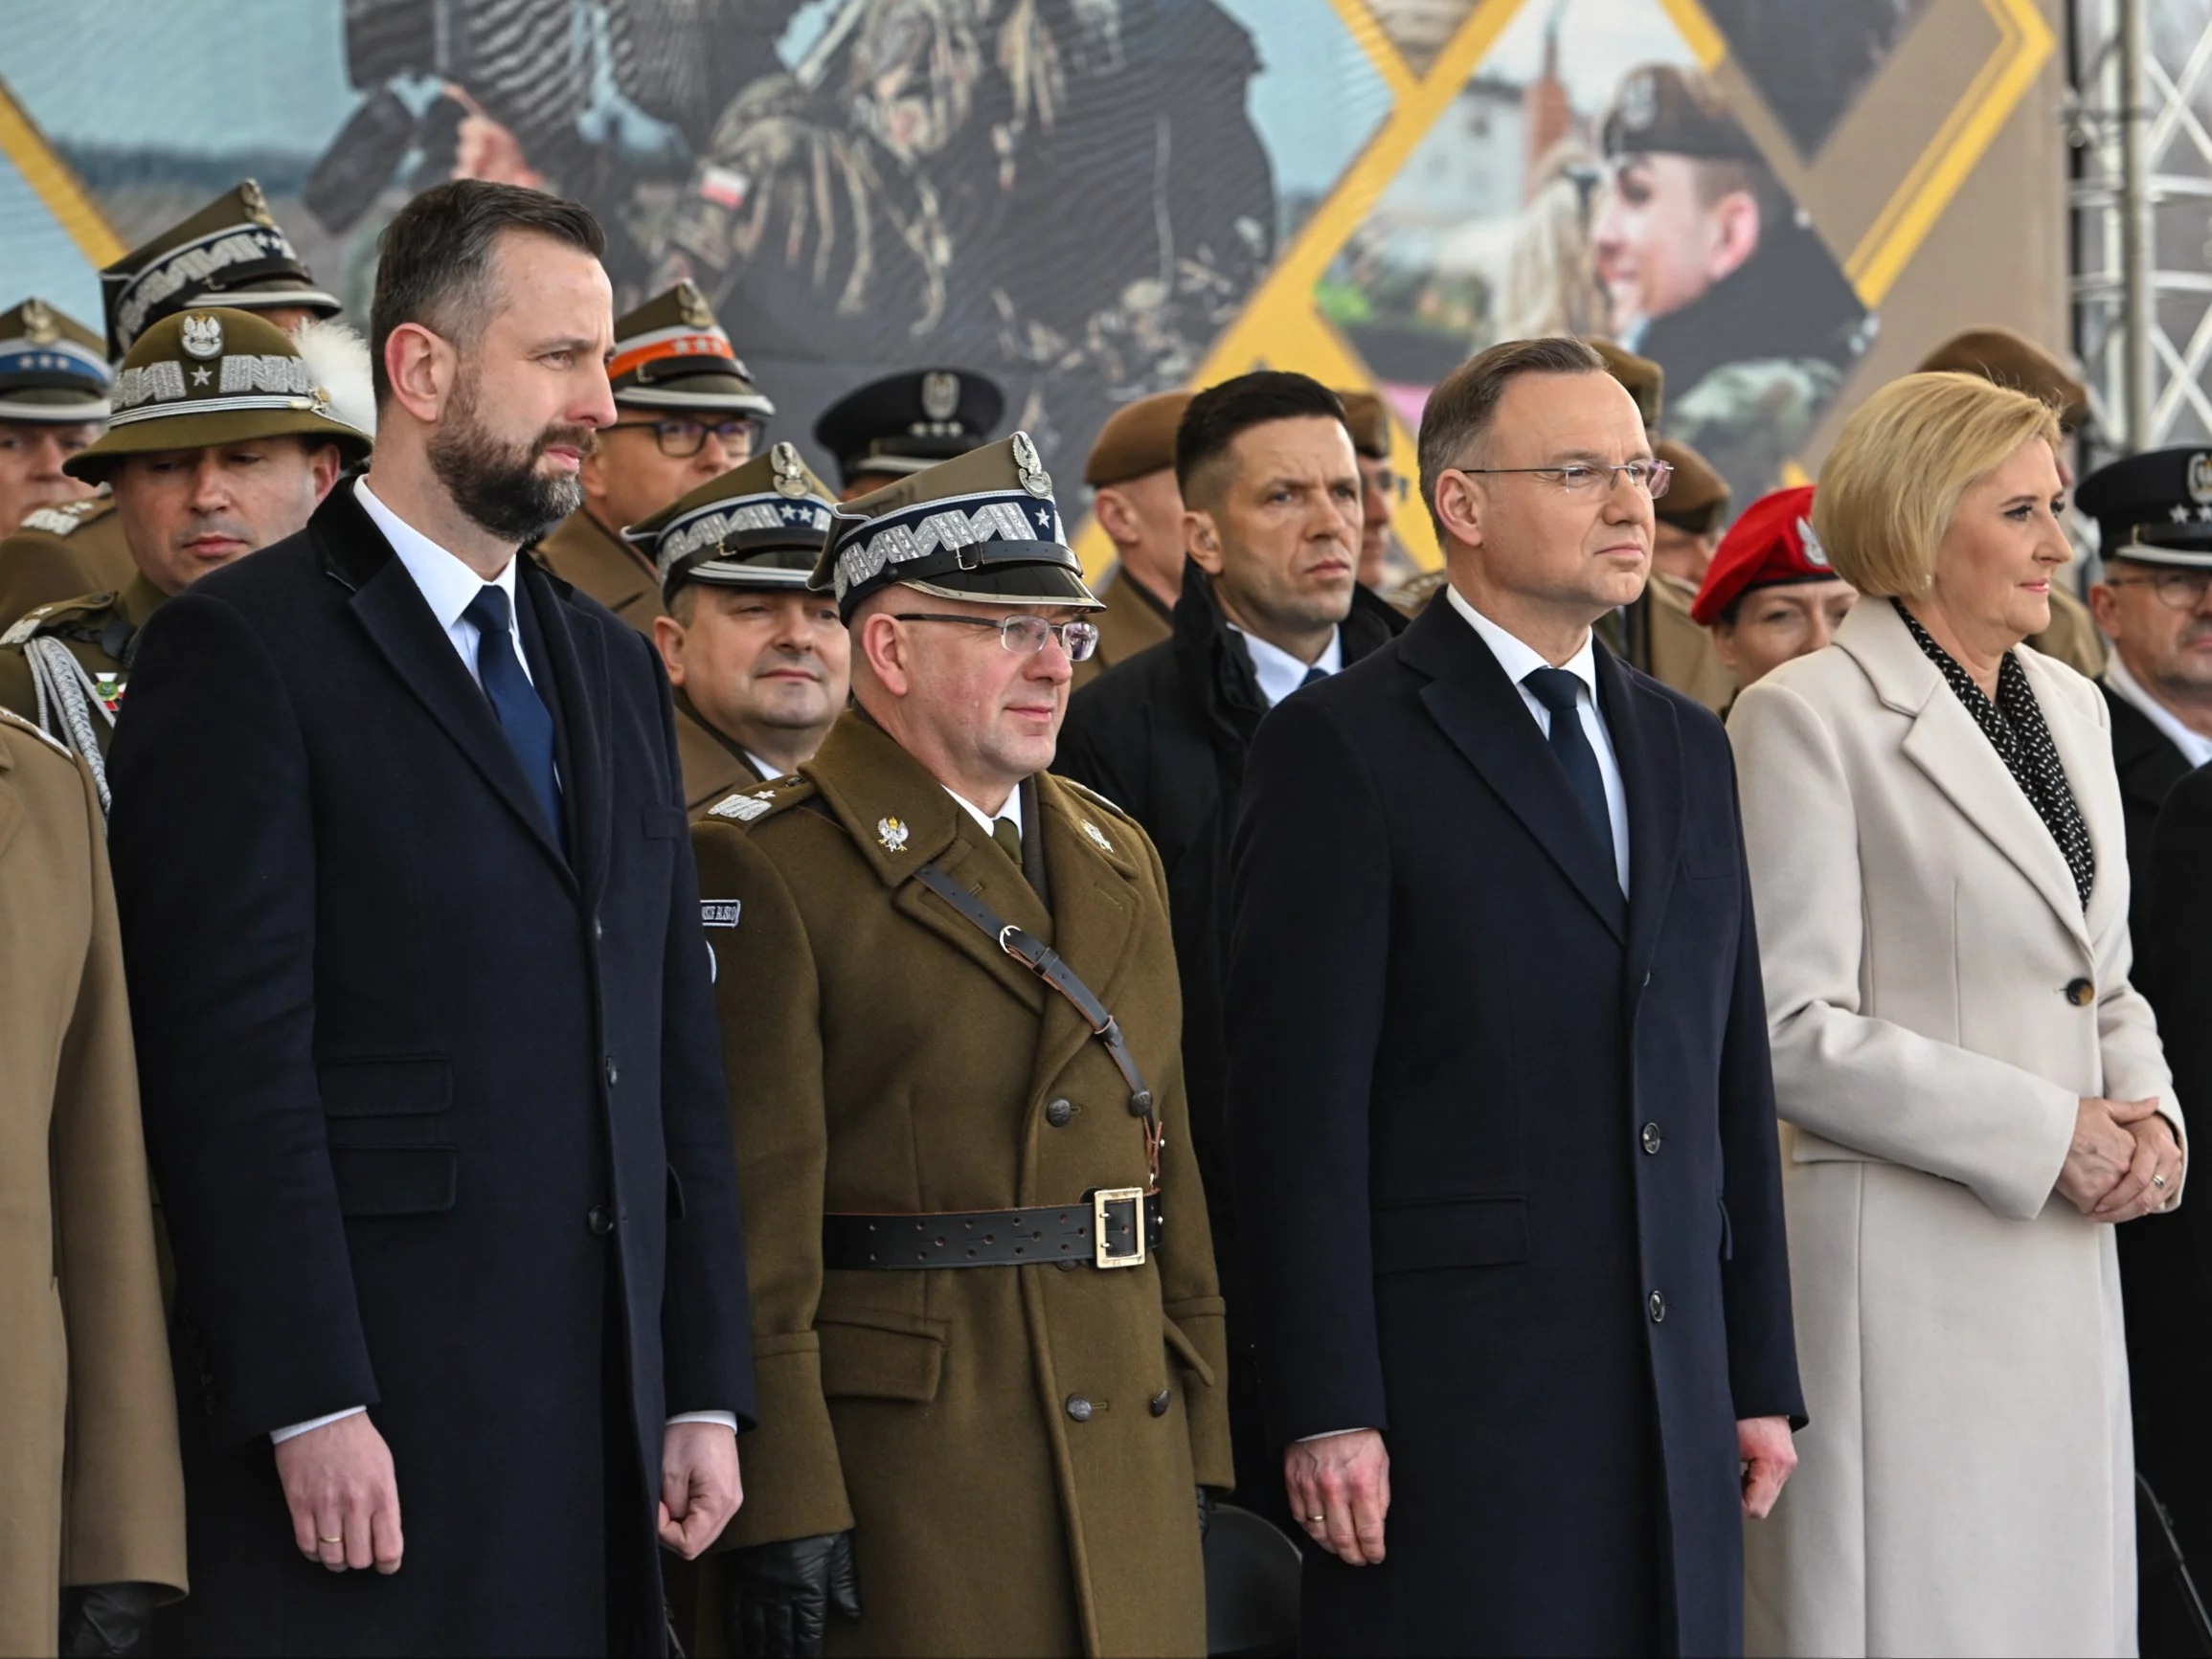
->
[107,591,379,1447]
[1224,690,1392,1447]
[2143,765,2212,1286]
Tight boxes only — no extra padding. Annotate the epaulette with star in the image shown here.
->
[0,592,117,648]
[701,772,818,828]
[15,496,112,540]
[0,704,69,756]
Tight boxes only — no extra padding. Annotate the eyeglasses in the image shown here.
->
[610,416,762,460]
[892,612,1101,661]
[2107,568,2212,611]
[1454,460,1675,500]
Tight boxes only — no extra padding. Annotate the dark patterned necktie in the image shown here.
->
[1523,666,1614,869]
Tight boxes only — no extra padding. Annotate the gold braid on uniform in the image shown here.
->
[21,636,113,814]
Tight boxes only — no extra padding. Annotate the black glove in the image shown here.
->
[1197,1485,1215,1543]
[57,1582,157,1658]
[726,1532,861,1658]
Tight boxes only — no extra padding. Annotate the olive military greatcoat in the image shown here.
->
[0,574,166,754]
[674,688,769,817]
[0,709,185,1656]
[536,507,664,635]
[0,498,134,634]
[690,712,1230,1658]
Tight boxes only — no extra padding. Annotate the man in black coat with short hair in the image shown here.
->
[108,181,755,1656]
[1228,337,1801,1655]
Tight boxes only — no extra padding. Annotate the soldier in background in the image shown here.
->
[1636,438,1734,711]
[1074,392,1187,689]
[1917,325,2107,678]
[1339,390,1418,592]
[627,441,847,812]
[0,299,108,538]
[812,368,1004,500]
[537,281,774,633]
[1691,482,1857,711]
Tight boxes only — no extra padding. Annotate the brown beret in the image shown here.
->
[1589,338,1664,428]
[1337,390,1392,459]
[1084,391,1193,487]
[1915,327,2088,427]
[1654,439,1729,535]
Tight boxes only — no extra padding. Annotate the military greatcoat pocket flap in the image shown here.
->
[1370,1196,1531,1274]
[1162,1315,1217,1389]
[816,1307,948,1403]
[317,1056,454,1117]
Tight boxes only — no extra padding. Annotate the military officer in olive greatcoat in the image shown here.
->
[688,434,1230,1658]
[0,309,368,792]
[811,368,1004,500]
[624,441,848,812]
[537,281,775,633]
[1072,392,1188,691]
[0,298,110,538]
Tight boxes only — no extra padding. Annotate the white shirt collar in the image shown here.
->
[945,783,1025,840]
[1231,622,1343,707]
[2105,650,2212,769]
[1443,581,1599,699]
[355,475,517,632]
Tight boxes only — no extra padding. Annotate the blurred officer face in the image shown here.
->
[583,411,757,537]
[1092,466,1186,604]
[1356,452,1399,589]
[1709,579,1858,688]
[1925,438,2070,653]
[1186,416,1362,653]
[111,437,343,595]
[1652,521,1719,586]
[244,304,324,340]
[1591,153,1762,337]
[1434,370,1654,636]
[841,469,903,502]
[2090,556,2212,715]
[855,590,1085,802]
[654,586,849,773]
[0,420,99,534]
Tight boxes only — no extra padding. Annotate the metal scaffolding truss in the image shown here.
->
[2070,0,2212,460]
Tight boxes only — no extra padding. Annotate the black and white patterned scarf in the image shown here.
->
[1893,598,2094,909]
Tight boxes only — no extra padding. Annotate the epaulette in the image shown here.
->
[1056,773,1138,828]
[701,772,819,828]
[0,592,116,648]
[0,705,68,756]
[17,497,111,539]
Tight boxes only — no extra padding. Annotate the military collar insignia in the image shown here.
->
[877,816,911,853]
[1081,819,1114,853]
[709,790,778,822]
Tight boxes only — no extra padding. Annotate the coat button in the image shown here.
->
[594,915,605,941]
[605,1057,620,1087]
[1641,1122,1663,1155]
[2065,977,2094,1006]
[1648,1290,1666,1324]
[588,1205,616,1236]
[1066,1395,1093,1423]
[1150,1389,1172,1417]
[1045,1098,1074,1128]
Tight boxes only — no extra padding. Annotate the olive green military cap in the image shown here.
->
[627,441,837,599]
[814,432,1102,618]
[1601,64,1761,165]
[1590,338,1665,428]
[66,307,371,485]
[1916,326,2088,429]
[102,179,339,359]
[1084,392,1191,486]
[610,281,774,415]
[1336,390,1393,460]
[1654,439,1729,535]
[0,298,110,422]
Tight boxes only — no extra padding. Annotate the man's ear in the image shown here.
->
[308,442,344,503]
[857,609,912,698]
[2088,581,2121,637]
[1706,191,1763,285]
[1185,506,1226,577]
[381,324,453,426]
[1432,468,1485,552]
[1094,485,1139,550]
[651,614,687,685]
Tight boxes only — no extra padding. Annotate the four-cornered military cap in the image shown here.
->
[1654,439,1729,536]
[626,441,838,600]
[1916,327,2089,429]
[102,180,340,360]
[1336,391,1392,460]
[813,432,1102,619]
[2076,448,2212,567]
[1691,484,1837,625]
[609,281,774,415]
[813,368,1005,491]
[1084,392,1192,487]
[0,298,110,422]
[1589,338,1664,428]
[1600,64,1761,165]
[65,308,372,485]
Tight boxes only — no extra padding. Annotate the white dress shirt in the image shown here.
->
[946,782,1025,844]
[2104,651,2212,769]
[1445,583,1631,895]
[1231,622,1343,707]
[273,482,734,1446]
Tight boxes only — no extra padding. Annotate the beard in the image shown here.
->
[430,379,598,545]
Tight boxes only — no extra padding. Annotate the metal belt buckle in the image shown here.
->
[1091,1187,1147,1268]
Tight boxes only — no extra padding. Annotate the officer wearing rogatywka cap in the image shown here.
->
[537,281,776,635]
[101,180,341,361]
[623,441,847,815]
[0,298,110,540]
[1076,391,1188,689]
[1689,482,1857,710]
[684,432,1226,1657]
[0,308,368,795]
[812,367,1005,500]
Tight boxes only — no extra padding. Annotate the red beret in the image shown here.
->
[1690,484,1838,625]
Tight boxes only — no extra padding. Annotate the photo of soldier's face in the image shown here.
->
[1591,152,1763,338]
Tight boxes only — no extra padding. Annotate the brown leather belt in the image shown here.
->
[824,1189,1163,1270]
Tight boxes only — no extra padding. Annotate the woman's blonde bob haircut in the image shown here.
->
[1812,371,2063,598]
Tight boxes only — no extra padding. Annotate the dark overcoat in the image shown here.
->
[1225,596,1803,1657]
[106,479,755,1656]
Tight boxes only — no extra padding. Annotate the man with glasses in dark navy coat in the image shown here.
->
[107,180,755,1656]
[1227,335,1802,1656]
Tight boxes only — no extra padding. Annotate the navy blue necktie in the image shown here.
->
[463,584,563,846]
[1524,666,1614,870]
[1299,665,1327,688]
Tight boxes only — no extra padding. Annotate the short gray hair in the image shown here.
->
[1417,336,1608,542]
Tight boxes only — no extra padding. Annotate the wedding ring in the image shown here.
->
[1309,1513,1325,1524]
[2155,1174,2169,1188]
[318,1534,342,1544]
